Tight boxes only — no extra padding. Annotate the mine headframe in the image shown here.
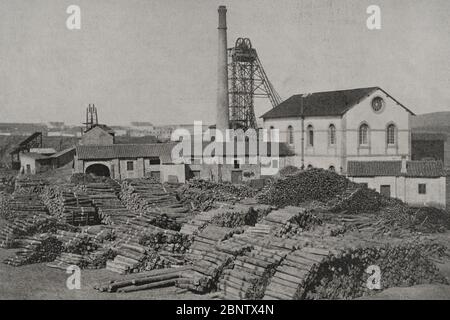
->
[228,38,282,131]
[83,104,99,133]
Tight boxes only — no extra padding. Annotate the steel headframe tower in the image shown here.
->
[228,38,282,131]
[83,104,98,132]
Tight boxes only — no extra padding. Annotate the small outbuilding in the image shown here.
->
[347,159,447,209]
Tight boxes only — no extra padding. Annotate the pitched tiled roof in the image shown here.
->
[261,87,414,119]
[76,143,177,163]
[347,160,444,178]
[48,147,76,159]
[85,124,115,135]
[76,141,293,163]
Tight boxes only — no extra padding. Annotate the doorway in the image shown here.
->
[231,170,243,184]
[380,185,391,198]
[85,164,110,177]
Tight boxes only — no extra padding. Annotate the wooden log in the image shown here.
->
[117,279,177,293]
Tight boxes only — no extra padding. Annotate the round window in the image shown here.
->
[371,97,384,112]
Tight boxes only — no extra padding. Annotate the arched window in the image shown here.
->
[269,126,275,141]
[307,125,314,146]
[329,124,336,145]
[387,124,396,145]
[359,123,369,145]
[329,165,335,172]
[287,126,294,145]
[307,164,313,170]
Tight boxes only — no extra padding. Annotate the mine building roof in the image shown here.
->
[347,160,445,178]
[261,87,414,119]
[76,143,176,163]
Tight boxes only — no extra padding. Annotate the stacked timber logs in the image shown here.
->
[14,178,48,195]
[47,252,85,269]
[218,246,288,299]
[139,230,190,251]
[110,220,191,271]
[120,179,188,230]
[178,226,237,293]
[85,181,121,195]
[7,194,48,218]
[3,234,63,266]
[327,185,390,214]
[244,206,323,238]
[261,235,448,300]
[264,246,332,300]
[177,179,258,212]
[85,248,117,269]
[180,204,272,236]
[301,241,447,300]
[55,230,100,254]
[48,248,116,270]
[41,186,98,225]
[106,243,147,274]
[181,221,303,297]
[85,182,132,225]
[179,209,223,236]
[0,191,12,219]
[0,213,55,248]
[41,185,72,216]
[47,226,116,270]
[94,266,191,293]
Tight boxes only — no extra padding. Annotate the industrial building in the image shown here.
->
[19,147,76,175]
[347,159,447,209]
[74,140,293,183]
[260,87,449,208]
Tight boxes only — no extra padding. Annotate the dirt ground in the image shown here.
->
[1,245,450,300]
[0,248,206,300]
[1,214,449,300]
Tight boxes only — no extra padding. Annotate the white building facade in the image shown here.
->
[262,87,413,173]
[262,87,448,208]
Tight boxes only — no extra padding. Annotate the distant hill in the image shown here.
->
[411,112,450,134]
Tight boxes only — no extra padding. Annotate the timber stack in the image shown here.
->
[120,179,188,230]
[262,235,448,300]
[0,191,11,219]
[105,243,147,274]
[84,182,133,225]
[0,200,52,249]
[218,245,289,299]
[41,186,98,225]
[179,203,271,236]
[178,225,237,293]
[95,266,191,293]
[14,178,48,195]
[3,234,63,266]
[177,179,258,212]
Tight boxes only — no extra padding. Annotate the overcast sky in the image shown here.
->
[0,0,449,125]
